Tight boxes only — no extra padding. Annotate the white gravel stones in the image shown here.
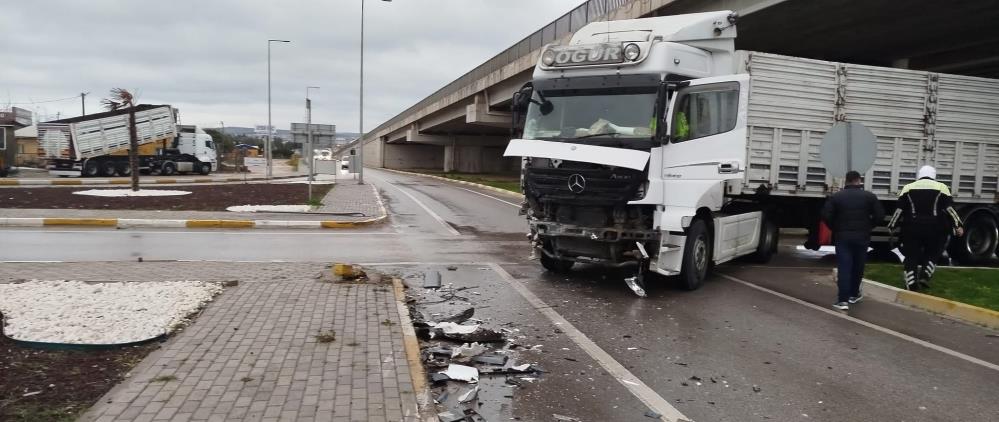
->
[226,204,314,213]
[0,280,223,344]
[72,189,192,197]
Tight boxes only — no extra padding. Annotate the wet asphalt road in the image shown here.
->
[2,168,997,421]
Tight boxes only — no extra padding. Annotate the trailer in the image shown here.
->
[504,11,999,295]
[38,105,217,177]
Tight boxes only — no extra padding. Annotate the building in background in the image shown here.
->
[0,107,33,175]
[14,125,40,167]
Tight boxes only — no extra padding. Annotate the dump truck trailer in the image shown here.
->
[505,11,999,295]
[38,105,217,177]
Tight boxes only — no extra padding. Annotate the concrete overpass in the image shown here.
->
[362,0,999,174]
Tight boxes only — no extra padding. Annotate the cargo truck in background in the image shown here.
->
[37,105,217,177]
[505,11,999,296]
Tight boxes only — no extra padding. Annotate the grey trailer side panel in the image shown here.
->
[738,51,999,205]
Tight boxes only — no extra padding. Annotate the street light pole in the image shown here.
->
[359,0,392,185]
[306,86,320,202]
[267,39,291,179]
[219,120,225,173]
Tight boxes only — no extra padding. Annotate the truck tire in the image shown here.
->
[748,218,779,263]
[160,162,177,176]
[116,162,132,176]
[198,162,212,175]
[99,161,117,177]
[540,252,574,273]
[950,213,998,265]
[83,160,100,177]
[680,219,711,290]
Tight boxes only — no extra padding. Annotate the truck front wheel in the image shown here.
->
[83,160,100,177]
[748,218,779,263]
[680,219,711,290]
[951,213,998,265]
[198,163,212,175]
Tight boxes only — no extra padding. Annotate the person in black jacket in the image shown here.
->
[821,171,886,310]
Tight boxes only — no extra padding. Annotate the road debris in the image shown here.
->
[472,353,509,366]
[451,343,487,359]
[458,386,480,403]
[645,410,662,419]
[440,364,479,383]
[553,414,582,421]
[425,271,442,289]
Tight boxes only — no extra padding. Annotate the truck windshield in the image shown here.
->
[523,86,657,143]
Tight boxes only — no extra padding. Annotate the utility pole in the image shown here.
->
[80,92,89,115]
[306,86,320,202]
[267,39,291,179]
[219,121,225,173]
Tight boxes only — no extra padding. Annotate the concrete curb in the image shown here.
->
[391,277,432,420]
[381,168,524,200]
[834,270,999,329]
[0,216,387,230]
[0,174,301,186]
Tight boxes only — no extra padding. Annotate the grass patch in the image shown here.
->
[240,377,254,383]
[307,198,324,207]
[150,375,177,383]
[6,404,77,422]
[315,331,337,343]
[381,319,395,326]
[421,171,522,194]
[864,263,999,311]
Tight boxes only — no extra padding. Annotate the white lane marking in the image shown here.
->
[371,175,461,236]
[718,273,999,372]
[0,230,398,236]
[359,261,520,267]
[489,263,688,422]
[454,186,521,208]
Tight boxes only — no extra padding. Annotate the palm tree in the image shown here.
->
[101,88,140,191]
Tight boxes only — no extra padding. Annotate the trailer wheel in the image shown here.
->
[116,162,132,176]
[160,162,177,176]
[99,161,117,177]
[950,213,998,265]
[83,160,100,177]
[680,219,711,291]
[748,218,779,263]
[198,163,212,175]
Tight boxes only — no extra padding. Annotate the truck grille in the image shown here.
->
[525,163,645,205]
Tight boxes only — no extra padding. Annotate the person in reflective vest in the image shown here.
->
[887,165,964,290]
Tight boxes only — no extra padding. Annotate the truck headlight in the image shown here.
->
[541,49,556,66]
[624,43,641,61]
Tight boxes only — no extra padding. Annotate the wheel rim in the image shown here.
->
[966,221,997,256]
[694,235,708,275]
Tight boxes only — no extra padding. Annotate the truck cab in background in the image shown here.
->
[175,125,218,174]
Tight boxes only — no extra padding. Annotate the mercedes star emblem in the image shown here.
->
[567,173,586,194]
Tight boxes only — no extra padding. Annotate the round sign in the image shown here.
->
[820,122,877,177]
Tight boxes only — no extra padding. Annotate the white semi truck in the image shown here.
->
[505,11,999,295]
[38,105,217,177]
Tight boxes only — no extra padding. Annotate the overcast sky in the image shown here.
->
[1,0,584,132]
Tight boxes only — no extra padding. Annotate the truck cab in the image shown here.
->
[505,11,763,295]
[174,125,217,174]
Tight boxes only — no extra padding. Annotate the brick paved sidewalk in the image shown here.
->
[0,263,418,422]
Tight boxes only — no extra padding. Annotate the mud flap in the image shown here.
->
[624,242,650,297]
